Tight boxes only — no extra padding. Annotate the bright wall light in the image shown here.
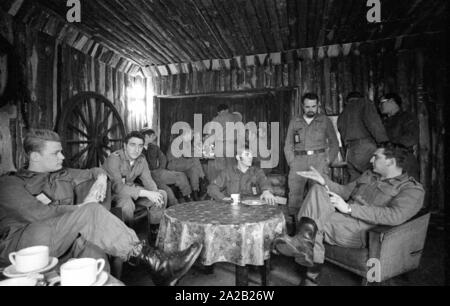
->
[128,83,146,115]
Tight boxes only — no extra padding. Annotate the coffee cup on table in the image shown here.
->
[9,246,49,273]
[55,258,105,286]
[230,194,240,205]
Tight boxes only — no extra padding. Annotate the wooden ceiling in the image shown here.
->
[3,0,447,68]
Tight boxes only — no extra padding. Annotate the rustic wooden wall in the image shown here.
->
[0,11,153,170]
[151,37,446,212]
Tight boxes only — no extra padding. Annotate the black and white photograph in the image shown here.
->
[0,0,447,291]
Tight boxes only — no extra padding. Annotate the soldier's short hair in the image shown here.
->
[380,142,409,170]
[23,129,61,156]
[141,128,156,137]
[347,91,363,101]
[217,104,229,112]
[381,93,403,108]
[124,131,145,144]
[301,93,319,104]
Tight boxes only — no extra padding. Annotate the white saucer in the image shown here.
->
[3,257,58,278]
[241,199,266,206]
[91,271,108,286]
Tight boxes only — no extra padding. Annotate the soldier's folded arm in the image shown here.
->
[0,178,77,223]
[207,172,227,200]
[349,186,424,226]
[256,169,273,194]
[139,160,158,192]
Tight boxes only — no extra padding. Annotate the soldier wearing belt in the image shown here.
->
[337,92,389,182]
[0,129,203,286]
[274,143,424,285]
[379,93,420,181]
[284,93,339,216]
[102,131,167,226]
[207,147,276,205]
[142,129,193,206]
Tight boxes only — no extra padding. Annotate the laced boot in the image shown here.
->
[191,191,199,201]
[273,217,318,267]
[134,241,203,286]
[299,264,322,286]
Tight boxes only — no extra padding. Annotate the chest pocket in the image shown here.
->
[370,184,400,207]
[49,179,75,206]
[294,127,303,144]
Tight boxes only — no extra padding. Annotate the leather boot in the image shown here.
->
[191,191,199,201]
[273,217,318,267]
[135,241,203,286]
[299,264,322,286]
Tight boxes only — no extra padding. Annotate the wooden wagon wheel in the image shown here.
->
[57,92,126,169]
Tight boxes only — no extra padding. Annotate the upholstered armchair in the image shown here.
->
[325,211,431,285]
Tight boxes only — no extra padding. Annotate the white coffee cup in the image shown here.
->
[58,258,105,286]
[9,246,49,273]
[231,194,240,205]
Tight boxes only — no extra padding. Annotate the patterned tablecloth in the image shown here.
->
[157,201,286,266]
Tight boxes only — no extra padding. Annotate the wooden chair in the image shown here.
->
[324,211,431,285]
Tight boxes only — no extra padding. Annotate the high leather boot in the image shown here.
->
[299,264,322,286]
[273,217,318,267]
[134,241,203,286]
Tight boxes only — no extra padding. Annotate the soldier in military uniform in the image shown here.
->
[274,143,424,286]
[207,147,276,204]
[337,92,389,182]
[141,129,193,206]
[0,129,203,286]
[102,131,167,226]
[167,128,206,200]
[284,93,339,216]
[379,93,420,181]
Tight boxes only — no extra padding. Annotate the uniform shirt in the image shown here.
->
[0,167,105,261]
[325,170,424,226]
[143,144,167,171]
[207,165,273,200]
[383,111,419,149]
[337,98,388,145]
[284,113,339,164]
[102,149,157,200]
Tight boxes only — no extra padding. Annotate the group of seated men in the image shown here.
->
[0,125,424,286]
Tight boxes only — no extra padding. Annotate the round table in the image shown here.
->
[157,200,286,285]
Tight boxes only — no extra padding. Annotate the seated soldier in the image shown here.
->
[141,128,193,206]
[166,128,206,200]
[273,143,424,286]
[0,129,202,286]
[102,131,167,228]
[207,146,276,205]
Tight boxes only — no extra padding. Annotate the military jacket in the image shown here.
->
[284,113,339,164]
[102,149,157,199]
[325,170,424,226]
[207,165,273,200]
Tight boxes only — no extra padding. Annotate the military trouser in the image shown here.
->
[112,189,168,224]
[8,203,140,263]
[152,169,192,198]
[298,185,374,264]
[287,152,329,216]
[168,158,205,191]
[345,142,377,182]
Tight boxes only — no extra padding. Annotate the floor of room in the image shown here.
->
[121,212,445,286]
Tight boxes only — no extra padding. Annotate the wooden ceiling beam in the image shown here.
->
[251,0,276,52]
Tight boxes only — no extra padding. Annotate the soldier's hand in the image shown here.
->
[145,191,164,207]
[296,166,325,185]
[261,191,276,205]
[328,191,350,214]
